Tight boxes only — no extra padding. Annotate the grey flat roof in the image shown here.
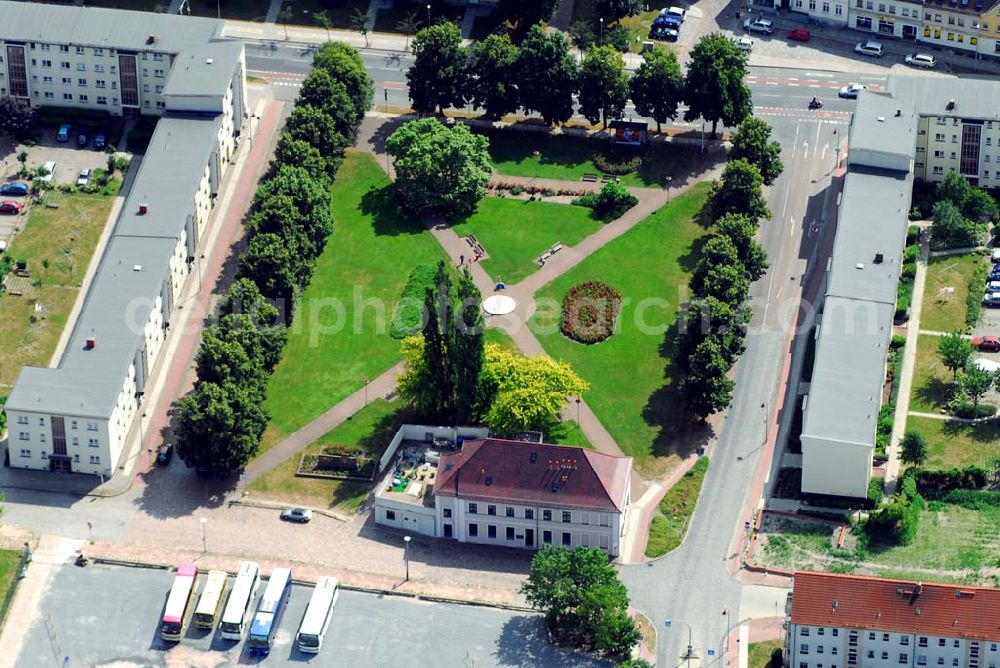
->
[0,0,224,53]
[163,42,243,98]
[849,90,917,163]
[116,114,223,239]
[802,297,895,447]
[826,167,913,305]
[890,74,1000,121]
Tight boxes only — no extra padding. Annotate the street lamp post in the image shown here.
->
[761,401,769,445]
[666,619,699,668]
[364,378,370,407]
[599,17,604,43]
[200,517,207,554]
[665,175,673,203]
[426,3,431,26]
[575,397,581,425]
[403,535,412,582]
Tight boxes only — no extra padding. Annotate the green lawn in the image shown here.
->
[187,0,267,20]
[906,415,1000,469]
[481,129,703,187]
[645,457,709,557]
[483,326,518,351]
[0,549,21,628]
[0,191,115,387]
[909,334,954,414]
[451,198,603,284]
[548,420,595,450]
[261,151,448,451]
[922,254,981,332]
[373,0,465,34]
[250,398,412,512]
[749,640,783,668]
[280,0,368,28]
[529,183,713,474]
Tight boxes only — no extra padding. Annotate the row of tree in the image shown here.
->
[397,261,588,435]
[929,171,998,250]
[675,118,782,418]
[174,42,374,477]
[408,24,752,136]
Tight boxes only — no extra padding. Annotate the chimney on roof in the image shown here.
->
[895,109,902,117]
[147,34,156,45]
[85,337,96,350]
[909,582,923,605]
[874,252,884,264]
[138,202,149,215]
[947,99,956,111]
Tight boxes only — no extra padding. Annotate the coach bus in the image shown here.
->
[193,570,229,630]
[160,563,199,642]
[297,576,340,654]
[247,567,293,656]
[219,561,260,641]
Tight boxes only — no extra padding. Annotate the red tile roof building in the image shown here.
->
[785,572,1000,668]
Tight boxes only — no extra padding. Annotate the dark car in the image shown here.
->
[157,443,173,465]
[280,508,313,523]
[94,129,107,150]
[787,28,811,42]
[650,25,679,41]
[77,129,89,148]
[0,200,25,214]
[973,335,1000,352]
[0,181,29,196]
[653,14,681,29]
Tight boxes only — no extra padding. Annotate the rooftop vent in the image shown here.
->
[874,252,884,264]
[485,475,493,486]
[146,34,156,45]
[956,590,976,598]
[895,109,902,117]
[530,452,538,463]
[947,99,956,111]
[832,600,838,610]
[132,264,143,272]
[85,337,97,350]
[856,262,865,270]
[138,202,149,215]
[551,480,560,493]
[877,116,886,123]
[206,57,214,65]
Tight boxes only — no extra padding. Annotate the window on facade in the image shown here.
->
[809,0,816,9]
[19,449,31,457]
[40,44,50,51]
[44,92,54,99]
[955,641,961,648]
[155,84,163,94]
[88,439,98,447]
[154,69,164,78]
[525,509,534,520]
[89,455,100,465]
[77,78,86,87]
[934,166,944,174]
[800,663,808,668]
[79,94,88,102]
[87,422,98,431]
[868,651,875,659]
[43,76,52,84]
[832,629,839,637]
[883,634,890,642]
[469,523,479,537]
[953,660,959,667]
[62,93,72,100]
[901,637,909,646]
[59,45,68,52]
[878,2,884,9]
[991,644,998,652]
[61,61,70,69]
[505,506,514,518]
[882,652,889,660]
[77,63,85,72]
[95,80,105,88]
[487,525,496,539]
[487,505,496,516]
[919,637,928,647]
[468,503,478,514]
[17,416,28,425]
[153,53,164,61]
[542,530,552,543]
[443,508,452,518]
[72,437,79,446]
[562,511,571,523]
[543,510,551,521]
[888,5,894,12]
[94,48,103,56]
[822,2,830,11]
[18,432,29,441]
[937,658,945,665]
[900,654,909,664]
[41,59,52,68]
[832,647,838,655]
[835,4,843,14]
[818,646,825,654]
[869,633,876,641]
[918,657,927,666]
[385,510,395,521]
[801,645,810,655]
[818,628,825,636]
[561,532,571,546]
[802,628,810,636]
[506,527,515,540]
[934,150,944,158]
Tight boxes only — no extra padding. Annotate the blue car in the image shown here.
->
[652,14,681,29]
[56,124,71,142]
[0,181,29,196]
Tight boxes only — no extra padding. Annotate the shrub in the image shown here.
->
[572,181,638,222]
[900,262,916,280]
[864,477,922,546]
[593,147,643,175]
[560,280,622,344]
[967,261,987,328]
[510,184,524,195]
[390,264,436,339]
[950,402,997,419]
[908,465,989,492]
[906,225,922,244]
[890,334,907,350]
[868,477,885,507]
[904,244,919,263]
[604,24,632,53]
[542,188,557,197]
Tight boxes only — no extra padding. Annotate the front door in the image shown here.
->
[525,528,535,548]
[443,523,453,538]
[49,456,71,473]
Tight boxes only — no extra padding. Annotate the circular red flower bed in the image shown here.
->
[560,281,622,344]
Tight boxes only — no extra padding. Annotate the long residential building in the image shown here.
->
[785,571,1000,668]
[2,1,246,476]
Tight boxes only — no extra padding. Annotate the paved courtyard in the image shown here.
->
[16,563,605,668]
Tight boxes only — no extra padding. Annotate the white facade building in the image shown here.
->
[2,2,246,476]
[785,572,1000,668]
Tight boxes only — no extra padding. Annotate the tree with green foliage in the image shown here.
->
[629,49,684,134]
[708,159,771,223]
[936,170,973,209]
[683,33,753,138]
[715,212,769,282]
[574,181,638,221]
[900,430,928,466]
[283,104,349,174]
[578,45,630,129]
[449,269,485,424]
[936,170,998,222]
[396,11,423,51]
[297,69,359,139]
[195,327,264,389]
[682,336,735,417]
[349,8,371,47]
[676,296,747,372]
[217,279,287,371]
[468,33,520,121]
[386,118,491,217]
[729,117,783,186]
[516,25,578,126]
[936,330,974,381]
[499,0,559,30]
[407,22,469,115]
[312,10,333,41]
[239,232,305,315]
[958,363,994,408]
[246,193,319,262]
[312,42,374,122]
[253,165,334,257]
[521,546,640,658]
[690,234,751,303]
[596,0,643,21]
[930,199,982,250]
[0,95,38,140]
[865,476,922,545]
[175,381,268,477]
[271,135,327,181]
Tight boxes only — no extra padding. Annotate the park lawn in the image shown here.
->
[645,457,709,558]
[0,549,20,628]
[187,0,268,20]
[529,182,712,474]
[450,198,602,284]
[482,129,699,187]
[548,420,595,450]
[906,415,1000,469]
[280,0,368,28]
[618,10,664,53]
[0,191,115,387]
[921,253,980,332]
[250,398,412,512]
[908,334,953,414]
[261,151,448,450]
[749,640,783,668]
[484,326,517,351]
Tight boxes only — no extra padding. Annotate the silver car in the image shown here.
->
[743,17,775,34]
[905,52,936,68]
[854,40,884,57]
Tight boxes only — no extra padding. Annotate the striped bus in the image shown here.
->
[160,563,199,642]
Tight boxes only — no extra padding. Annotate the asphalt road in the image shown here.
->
[17,562,607,667]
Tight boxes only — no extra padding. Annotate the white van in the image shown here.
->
[39,161,56,182]
[664,6,686,21]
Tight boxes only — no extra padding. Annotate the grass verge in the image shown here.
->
[749,640,783,668]
[645,457,709,558]
[260,151,447,453]
[922,253,980,332]
[279,0,368,28]
[451,198,602,284]
[0,549,20,628]
[906,415,1000,469]
[908,334,953,414]
[529,183,713,474]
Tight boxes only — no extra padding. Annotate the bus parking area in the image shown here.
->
[15,561,605,667]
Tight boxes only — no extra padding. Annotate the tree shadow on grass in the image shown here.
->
[912,375,954,413]
[677,233,711,274]
[941,418,1000,444]
[358,183,426,237]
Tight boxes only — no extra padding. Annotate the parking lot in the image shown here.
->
[15,562,606,667]
[1,126,114,187]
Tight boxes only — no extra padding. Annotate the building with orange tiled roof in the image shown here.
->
[784,571,1000,668]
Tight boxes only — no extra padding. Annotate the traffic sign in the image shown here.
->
[708,649,716,656]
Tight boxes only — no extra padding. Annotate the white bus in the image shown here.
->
[160,563,199,642]
[193,570,229,630]
[297,576,340,654]
[247,567,293,656]
[219,561,260,640]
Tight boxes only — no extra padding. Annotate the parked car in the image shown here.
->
[39,161,56,183]
[0,200,24,214]
[280,508,313,523]
[56,124,71,142]
[0,240,6,253]
[855,40,884,57]
[973,336,1000,352]
[0,181,29,196]
[986,280,1000,292]
[77,129,88,148]
[838,83,868,99]
[653,13,681,29]
[905,52,936,69]
[157,443,173,464]
[744,17,775,34]
[787,28,811,42]
[662,6,686,22]
[650,25,679,41]
[989,270,1000,282]
[992,248,1000,262]
[94,129,107,150]
[735,36,754,53]
[76,168,91,186]
[983,292,1000,307]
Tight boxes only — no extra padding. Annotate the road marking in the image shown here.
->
[821,143,828,161]
[790,216,796,236]
[814,123,822,159]
[805,72,834,77]
[780,122,801,222]
[802,141,809,159]
[766,81,778,85]
[808,84,821,88]
[788,77,799,81]
[788,83,800,87]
